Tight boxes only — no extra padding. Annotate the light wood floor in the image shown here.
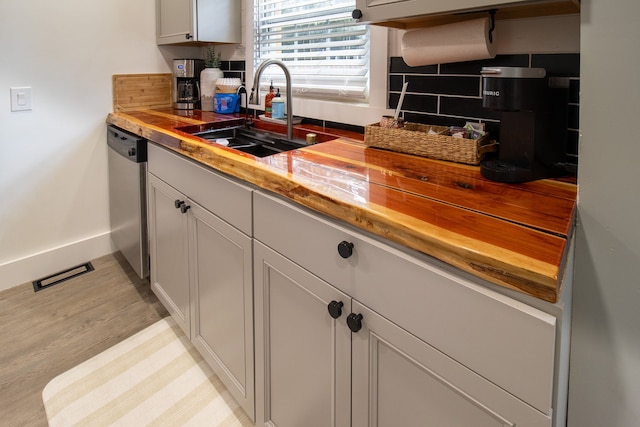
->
[0,252,169,426]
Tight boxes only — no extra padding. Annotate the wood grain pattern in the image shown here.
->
[301,143,576,237]
[112,74,173,112]
[0,253,168,427]
[106,109,577,302]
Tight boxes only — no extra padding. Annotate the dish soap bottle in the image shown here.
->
[264,81,275,118]
[271,88,285,120]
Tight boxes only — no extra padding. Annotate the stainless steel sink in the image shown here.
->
[190,126,308,157]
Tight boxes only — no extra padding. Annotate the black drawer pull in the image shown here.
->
[347,313,363,333]
[328,300,344,319]
[337,241,354,259]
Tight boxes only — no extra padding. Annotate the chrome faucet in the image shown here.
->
[250,59,293,140]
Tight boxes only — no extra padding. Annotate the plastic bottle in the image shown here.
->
[271,88,285,119]
[264,81,275,117]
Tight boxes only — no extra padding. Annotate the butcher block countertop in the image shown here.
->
[107,108,576,303]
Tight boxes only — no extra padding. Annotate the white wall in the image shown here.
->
[0,0,197,290]
[568,0,640,426]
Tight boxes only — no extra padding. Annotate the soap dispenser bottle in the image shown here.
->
[264,80,275,117]
[271,88,285,120]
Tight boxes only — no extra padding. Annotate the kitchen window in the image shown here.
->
[253,0,370,102]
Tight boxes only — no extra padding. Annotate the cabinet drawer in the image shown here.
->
[254,190,556,414]
[148,143,252,235]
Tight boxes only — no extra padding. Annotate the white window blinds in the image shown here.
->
[253,0,370,101]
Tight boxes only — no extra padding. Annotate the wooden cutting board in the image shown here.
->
[112,74,173,112]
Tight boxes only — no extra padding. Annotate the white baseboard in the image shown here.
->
[0,232,116,292]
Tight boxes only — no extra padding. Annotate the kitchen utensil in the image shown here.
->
[394,82,409,120]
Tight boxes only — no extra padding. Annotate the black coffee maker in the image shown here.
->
[480,67,568,183]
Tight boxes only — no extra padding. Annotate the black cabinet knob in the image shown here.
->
[174,200,185,209]
[180,204,191,214]
[347,313,363,333]
[128,148,136,156]
[352,9,363,20]
[185,33,193,40]
[337,241,354,259]
[327,300,344,319]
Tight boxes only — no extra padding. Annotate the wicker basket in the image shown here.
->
[364,122,495,165]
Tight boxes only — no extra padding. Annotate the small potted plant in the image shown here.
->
[204,45,222,69]
[201,45,224,111]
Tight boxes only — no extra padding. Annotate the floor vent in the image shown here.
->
[32,262,95,292]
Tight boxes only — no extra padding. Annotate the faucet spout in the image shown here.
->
[252,59,294,140]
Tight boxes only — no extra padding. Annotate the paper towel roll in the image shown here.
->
[401,18,496,67]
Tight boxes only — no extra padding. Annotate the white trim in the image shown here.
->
[0,231,116,292]
[246,2,393,126]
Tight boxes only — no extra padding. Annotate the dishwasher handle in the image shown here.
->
[107,125,147,162]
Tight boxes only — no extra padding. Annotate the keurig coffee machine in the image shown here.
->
[173,59,205,110]
[480,67,569,183]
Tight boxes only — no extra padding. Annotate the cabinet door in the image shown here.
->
[189,201,255,421]
[351,300,550,427]
[254,242,351,427]
[196,0,241,43]
[156,0,194,45]
[148,174,190,337]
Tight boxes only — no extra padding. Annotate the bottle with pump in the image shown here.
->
[264,80,275,117]
[271,88,285,120]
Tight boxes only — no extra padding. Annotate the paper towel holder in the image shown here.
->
[488,9,496,43]
[454,8,496,41]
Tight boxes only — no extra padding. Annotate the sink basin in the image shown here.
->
[190,126,309,157]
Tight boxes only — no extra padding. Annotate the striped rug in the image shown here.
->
[42,317,253,427]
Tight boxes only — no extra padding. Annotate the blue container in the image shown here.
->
[214,93,240,114]
[271,97,285,119]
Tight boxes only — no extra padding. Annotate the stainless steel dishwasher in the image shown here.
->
[107,125,149,278]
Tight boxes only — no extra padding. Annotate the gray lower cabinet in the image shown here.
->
[254,241,352,427]
[148,173,190,335]
[147,143,254,421]
[146,141,566,426]
[254,190,557,427]
[350,301,550,427]
[254,242,550,427]
[188,198,254,420]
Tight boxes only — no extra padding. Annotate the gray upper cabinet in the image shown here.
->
[353,0,579,27]
[355,0,526,21]
[156,0,241,45]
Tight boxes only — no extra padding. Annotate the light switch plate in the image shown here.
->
[10,87,32,111]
